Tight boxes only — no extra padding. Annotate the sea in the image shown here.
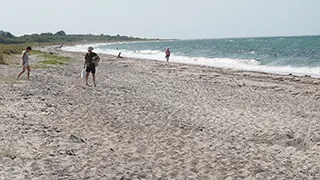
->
[63,36,320,77]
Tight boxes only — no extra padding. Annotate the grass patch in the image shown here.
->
[0,44,27,66]
[30,64,52,69]
[0,52,7,65]
[0,145,16,160]
[0,43,72,68]
[0,44,25,55]
[41,59,65,65]
[34,51,72,65]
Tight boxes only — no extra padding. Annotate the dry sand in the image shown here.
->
[0,46,320,179]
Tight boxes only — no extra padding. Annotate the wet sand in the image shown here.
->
[0,46,320,179]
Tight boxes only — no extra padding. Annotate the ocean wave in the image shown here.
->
[62,45,320,77]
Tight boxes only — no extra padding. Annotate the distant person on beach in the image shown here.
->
[17,46,32,80]
[117,52,123,58]
[165,48,170,62]
[84,46,100,87]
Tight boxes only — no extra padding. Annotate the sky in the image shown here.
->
[1,0,320,39]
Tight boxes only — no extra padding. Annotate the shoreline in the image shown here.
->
[0,45,320,179]
[62,42,320,78]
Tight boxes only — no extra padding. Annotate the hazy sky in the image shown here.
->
[1,0,319,39]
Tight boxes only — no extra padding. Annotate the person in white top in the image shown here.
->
[17,46,32,80]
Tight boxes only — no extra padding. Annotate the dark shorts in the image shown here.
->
[166,55,170,58]
[86,66,96,74]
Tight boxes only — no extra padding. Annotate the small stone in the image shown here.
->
[70,134,85,143]
[66,150,75,156]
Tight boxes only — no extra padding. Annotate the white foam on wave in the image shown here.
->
[62,44,320,78]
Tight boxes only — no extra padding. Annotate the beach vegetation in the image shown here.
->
[0,30,154,44]
[0,44,25,55]
[0,145,16,160]
[0,53,6,65]
[30,64,51,69]
[40,59,65,65]
[0,44,29,66]
[0,44,72,68]
[0,29,156,68]
[35,51,72,65]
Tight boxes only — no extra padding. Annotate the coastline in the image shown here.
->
[62,41,320,78]
[1,45,320,179]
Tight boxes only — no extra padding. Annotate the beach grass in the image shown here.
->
[0,44,23,65]
[40,59,66,65]
[0,52,6,65]
[30,64,52,69]
[0,44,25,55]
[32,50,72,65]
[0,44,26,66]
[0,145,16,160]
[0,44,72,68]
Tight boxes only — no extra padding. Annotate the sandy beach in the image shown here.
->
[1,46,320,179]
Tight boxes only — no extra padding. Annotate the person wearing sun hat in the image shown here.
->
[84,46,100,86]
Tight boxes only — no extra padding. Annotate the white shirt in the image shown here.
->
[21,50,29,67]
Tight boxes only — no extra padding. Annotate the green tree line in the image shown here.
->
[0,30,153,44]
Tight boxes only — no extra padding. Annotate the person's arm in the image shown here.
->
[84,54,88,68]
[22,52,26,65]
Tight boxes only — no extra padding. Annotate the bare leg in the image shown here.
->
[93,74,96,87]
[27,66,30,80]
[85,71,89,85]
[17,67,26,78]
